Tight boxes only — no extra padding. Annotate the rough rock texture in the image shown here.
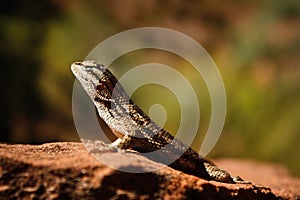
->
[0,142,299,200]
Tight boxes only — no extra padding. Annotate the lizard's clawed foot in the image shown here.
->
[232,176,251,184]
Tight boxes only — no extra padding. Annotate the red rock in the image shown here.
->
[0,142,298,199]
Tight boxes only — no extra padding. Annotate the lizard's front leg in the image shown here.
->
[72,60,251,184]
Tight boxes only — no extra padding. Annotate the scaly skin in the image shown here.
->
[71,60,250,183]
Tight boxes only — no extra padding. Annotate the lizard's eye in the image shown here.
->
[74,62,83,66]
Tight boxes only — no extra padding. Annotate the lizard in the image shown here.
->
[71,60,250,184]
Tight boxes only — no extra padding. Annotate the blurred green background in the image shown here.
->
[0,0,299,176]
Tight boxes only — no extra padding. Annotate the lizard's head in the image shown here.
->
[72,60,152,138]
[71,60,119,112]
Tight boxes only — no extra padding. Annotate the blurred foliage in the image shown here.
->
[0,0,299,176]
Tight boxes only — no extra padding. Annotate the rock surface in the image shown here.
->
[0,142,299,200]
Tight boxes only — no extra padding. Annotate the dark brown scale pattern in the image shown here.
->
[72,61,250,184]
[129,104,151,126]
